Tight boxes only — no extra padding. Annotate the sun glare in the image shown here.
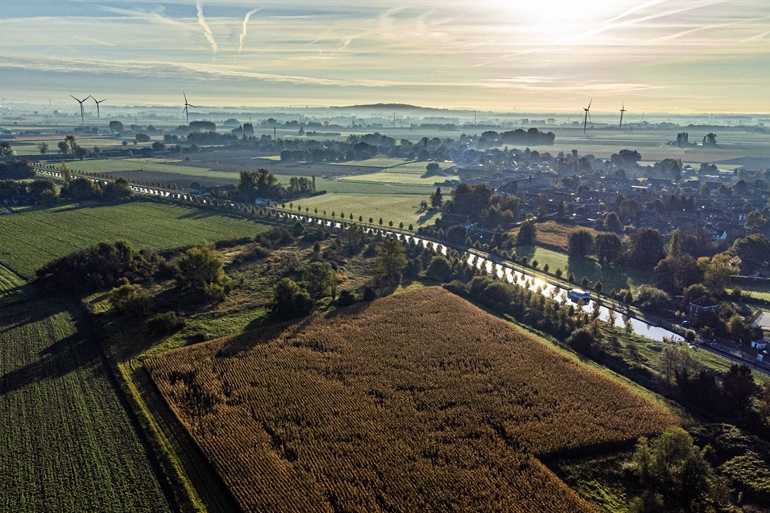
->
[496,0,624,29]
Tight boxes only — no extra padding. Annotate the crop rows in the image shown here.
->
[0,298,171,512]
[147,287,676,512]
[0,263,25,298]
[0,201,267,277]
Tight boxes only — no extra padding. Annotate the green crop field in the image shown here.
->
[515,246,652,293]
[61,158,238,181]
[0,201,268,277]
[288,193,440,227]
[0,263,26,298]
[309,177,437,195]
[336,160,457,185]
[12,138,131,156]
[0,298,172,512]
[333,157,408,167]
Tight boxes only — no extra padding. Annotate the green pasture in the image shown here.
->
[12,138,132,156]
[0,201,268,277]
[338,170,457,186]
[729,285,770,302]
[0,263,25,298]
[0,298,172,512]
[514,246,651,293]
[286,193,440,227]
[61,158,236,180]
[333,157,408,167]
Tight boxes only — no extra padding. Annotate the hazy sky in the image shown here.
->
[2,0,770,113]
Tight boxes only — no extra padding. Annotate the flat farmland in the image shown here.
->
[338,161,458,186]
[290,193,439,227]
[0,263,26,298]
[63,158,235,180]
[12,137,132,156]
[147,287,676,513]
[514,245,651,292]
[0,201,268,277]
[0,298,171,513]
[510,221,603,252]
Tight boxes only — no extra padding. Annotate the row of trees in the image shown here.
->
[567,229,624,265]
[441,183,521,229]
[234,169,317,202]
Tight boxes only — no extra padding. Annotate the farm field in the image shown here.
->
[288,193,439,227]
[332,156,407,167]
[729,284,770,302]
[147,287,676,513]
[513,245,651,292]
[310,177,436,195]
[0,200,268,277]
[12,137,131,156]
[0,298,171,513]
[0,263,26,298]
[337,161,458,186]
[510,221,603,252]
[62,158,236,181]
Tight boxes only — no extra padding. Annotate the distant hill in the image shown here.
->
[339,103,446,111]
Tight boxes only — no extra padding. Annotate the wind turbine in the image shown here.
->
[582,99,592,135]
[183,92,197,125]
[70,94,91,124]
[619,100,627,129]
[92,97,106,119]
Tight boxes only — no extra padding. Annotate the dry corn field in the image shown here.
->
[147,287,676,512]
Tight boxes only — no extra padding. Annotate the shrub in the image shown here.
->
[426,256,453,283]
[567,328,595,355]
[146,311,185,335]
[269,278,314,318]
[109,281,151,316]
[175,244,232,302]
[362,286,377,301]
[635,285,671,312]
[336,290,355,307]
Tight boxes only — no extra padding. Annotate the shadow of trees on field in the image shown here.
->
[515,245,536,262]
[214,299,376,359]
[175,210,221,221]
[0,299,98,397]
[417,209,440,225]
[566,255,636,292]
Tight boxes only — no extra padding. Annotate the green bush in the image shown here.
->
[146,311,185,335]
[109,281,151,316]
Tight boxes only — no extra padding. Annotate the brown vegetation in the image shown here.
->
[511,220,602,252]
[147,287,676,512]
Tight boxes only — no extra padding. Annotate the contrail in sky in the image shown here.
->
[239,8,260,53]
[196,1,218,54]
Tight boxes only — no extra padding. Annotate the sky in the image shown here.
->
[2,0,770,113]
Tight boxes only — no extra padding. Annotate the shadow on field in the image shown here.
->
[417,209,439,225]
[216,300,375,358]
[0,288,60,334]
[175,210,221,221]
[0,304,97,397]
[48,201,116,213]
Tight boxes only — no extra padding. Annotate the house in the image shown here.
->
[688,296,719,321]
[752,311,770,332]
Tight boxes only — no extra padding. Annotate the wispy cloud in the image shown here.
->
[239,8,261,53]
[3,1,770,112]
[69,35,115,47]
[196,1,218,55]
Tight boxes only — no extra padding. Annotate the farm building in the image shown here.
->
[753,311,770,332]
[688,296,719,321]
